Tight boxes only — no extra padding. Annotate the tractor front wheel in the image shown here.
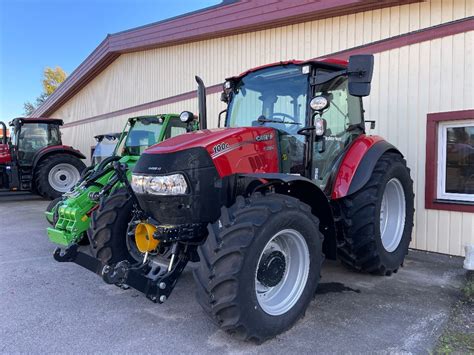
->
[337,152,414,275]
[194,193,323,342]
[87,188,136,265]
[35,154,86,199]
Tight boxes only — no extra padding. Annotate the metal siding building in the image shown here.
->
[33,0,474,256]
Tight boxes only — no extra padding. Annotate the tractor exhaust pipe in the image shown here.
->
[195,76,207,130]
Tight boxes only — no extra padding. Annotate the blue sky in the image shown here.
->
[0,0,220,118]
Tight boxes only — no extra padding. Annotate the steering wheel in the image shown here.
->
[269,113,300,134]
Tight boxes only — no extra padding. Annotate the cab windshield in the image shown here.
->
[118,118,164,156]
[227,65,309,135]
[116,116,188,156]
[92,135,119,165]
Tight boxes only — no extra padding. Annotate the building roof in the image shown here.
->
[32,0,420,117]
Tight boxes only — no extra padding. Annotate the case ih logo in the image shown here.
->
[255,133,273,142]
[213,142,230,154]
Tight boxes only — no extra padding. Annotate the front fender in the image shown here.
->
[33,145,86,168]
[331,136,402,199]
[236,173,338,259]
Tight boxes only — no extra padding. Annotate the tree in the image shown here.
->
[24,67,67,116]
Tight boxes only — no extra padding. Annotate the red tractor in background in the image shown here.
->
[0,117,86,199]
[55,55,414,342]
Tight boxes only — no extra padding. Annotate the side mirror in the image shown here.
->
[348,54,374,97]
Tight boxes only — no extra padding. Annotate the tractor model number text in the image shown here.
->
[213,142,230,153]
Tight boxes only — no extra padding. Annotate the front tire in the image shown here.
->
[194,193,324,342]
[88,188,135,264]
[336,152,414,275]
[35,154,86,199]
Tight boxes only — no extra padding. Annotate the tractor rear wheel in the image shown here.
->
[35,154,86,199]
[194,193,323,342]
[337,152,414,275]
[87,188,136,265]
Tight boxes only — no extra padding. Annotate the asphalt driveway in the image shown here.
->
[0,194,466,353]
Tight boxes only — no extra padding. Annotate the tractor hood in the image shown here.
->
[144,127,268,155]
[136,126,280,177]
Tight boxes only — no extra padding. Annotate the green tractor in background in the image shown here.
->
[46,113,197,247]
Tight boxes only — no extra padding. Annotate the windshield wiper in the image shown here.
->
[257,116,301,125]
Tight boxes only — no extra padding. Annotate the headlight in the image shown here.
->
[131,173,188,195]
[179,111,194,123]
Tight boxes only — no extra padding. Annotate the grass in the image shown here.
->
[434,271,474,354]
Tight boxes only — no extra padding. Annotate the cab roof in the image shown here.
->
[226,58,348,81]
[9,117,64,126]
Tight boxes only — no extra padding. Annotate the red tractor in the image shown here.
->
[0,117,86,199]
[55,55,414,342]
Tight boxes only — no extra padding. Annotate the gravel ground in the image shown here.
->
[435,271,474,353]
[0,193,468,354]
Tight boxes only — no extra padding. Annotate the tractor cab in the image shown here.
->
[223,58,370,193]
[117,115,190,157]
[7,118,63,165]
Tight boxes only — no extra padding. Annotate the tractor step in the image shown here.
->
[53,244,188,303]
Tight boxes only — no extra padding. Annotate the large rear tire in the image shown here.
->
[336,152,414,275]
[194,193,323,343]
[35,154,86,199]
[88,188,135,265]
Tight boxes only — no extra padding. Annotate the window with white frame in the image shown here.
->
[437,120,474,202]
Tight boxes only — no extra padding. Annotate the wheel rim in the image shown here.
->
[380,178,406,252]
[255,229,310,316]
[47,163,81,193]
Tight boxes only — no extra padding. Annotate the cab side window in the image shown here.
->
[314,76,362,139]
[312,75,363,189]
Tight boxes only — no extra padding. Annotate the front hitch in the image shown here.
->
[101,248,190,303]
[53,242,190,304]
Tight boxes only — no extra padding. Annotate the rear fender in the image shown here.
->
[234,173,338,260]
[331,136,402,199]
[32,146,86,169]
